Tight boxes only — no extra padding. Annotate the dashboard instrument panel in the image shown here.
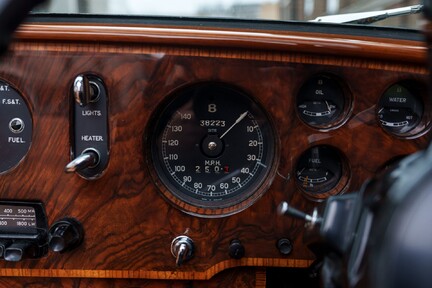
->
[0,19,429,286]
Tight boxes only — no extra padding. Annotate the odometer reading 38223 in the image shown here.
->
[149,83,276,217]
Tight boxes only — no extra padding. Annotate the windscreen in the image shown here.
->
[33,0,423,29]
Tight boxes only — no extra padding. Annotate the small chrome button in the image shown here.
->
[9,118,25,134]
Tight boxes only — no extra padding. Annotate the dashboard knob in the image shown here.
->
[228,239,245,259]
[170,235,194,266]
[277,238,293,255]
[49,218,84,253]
[65,149,99,173]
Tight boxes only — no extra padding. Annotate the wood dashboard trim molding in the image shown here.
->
[0,259,312,280]
[14,24,427,64]
[10,40,427,74]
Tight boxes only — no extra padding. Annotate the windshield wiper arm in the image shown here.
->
[311,4,423,24]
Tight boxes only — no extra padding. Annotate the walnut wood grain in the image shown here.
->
[0,22,428,285]
[10,40,426,74]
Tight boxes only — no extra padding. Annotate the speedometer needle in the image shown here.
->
[220,111,249,139]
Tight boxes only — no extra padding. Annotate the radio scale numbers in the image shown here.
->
[0,205,36,229]
[149,83,277,217]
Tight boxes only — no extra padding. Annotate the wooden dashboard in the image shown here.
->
[0,19,429,287]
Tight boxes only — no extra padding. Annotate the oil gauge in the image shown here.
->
[296,74,350,129]
[295,145,349,200]
[377,82,424,135]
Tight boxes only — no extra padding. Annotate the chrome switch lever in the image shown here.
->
[176,243,187,266]
[65,149,99,173]
[278,201,322,228]
[73,75,100,107]
[171,235,194,267]
[73,75,91,107]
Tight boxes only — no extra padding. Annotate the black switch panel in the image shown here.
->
[70,74,109,179]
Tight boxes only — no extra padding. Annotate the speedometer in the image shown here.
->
[148,83,277,217]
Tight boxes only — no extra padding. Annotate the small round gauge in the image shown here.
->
[295,145,349,200]
[148,83,277,217]
[377,82,423,135]
[296,74,350,129]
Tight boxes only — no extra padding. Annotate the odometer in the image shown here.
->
[148,83,277,217]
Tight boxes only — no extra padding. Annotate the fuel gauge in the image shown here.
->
[295,145,349,200]
[296,74,350,129]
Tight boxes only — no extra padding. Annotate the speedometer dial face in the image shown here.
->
[149,83,277,217]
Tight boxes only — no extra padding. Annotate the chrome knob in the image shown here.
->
[171,235,194,266]
[65,149,99,173]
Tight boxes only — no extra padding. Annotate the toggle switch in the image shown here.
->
[65,149,99,173]
[73,75,101,107]
[171,235,194,266]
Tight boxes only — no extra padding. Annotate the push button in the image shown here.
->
[4,242,33,262]
[9,118,24,133]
